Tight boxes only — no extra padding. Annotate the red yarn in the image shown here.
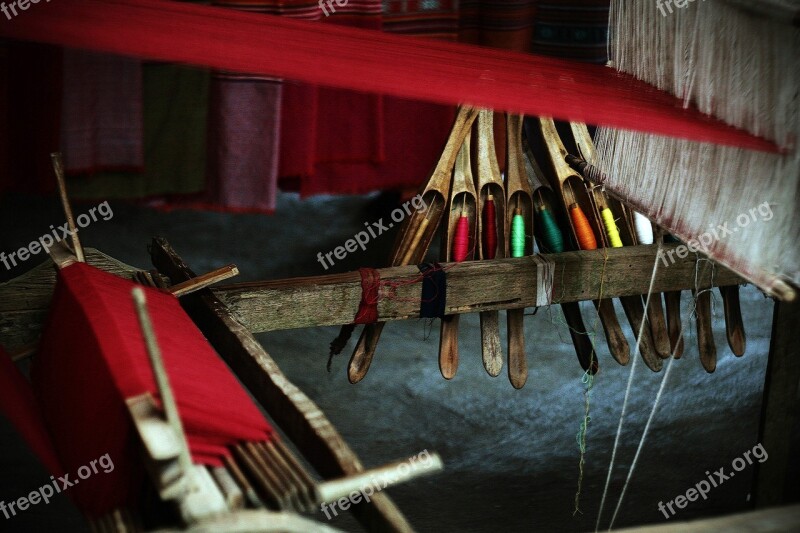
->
[452,215,471,262]
[483,199,498,260]
[31,263,274,516]
[354,267,380,324]
[0,0,778,152]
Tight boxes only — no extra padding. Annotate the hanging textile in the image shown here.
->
[531,0,610,63]
[60,50,144,175]
[63,64,210,202]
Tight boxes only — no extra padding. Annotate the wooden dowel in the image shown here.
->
[224,455,265,509]
[169,265,239,297]
[211,466,245,510]
[50,152,85,262]
[131,288,194,477]
[315,452,443,505]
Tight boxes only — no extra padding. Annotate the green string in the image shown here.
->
[536,207,564,253]
[511,213,526,257]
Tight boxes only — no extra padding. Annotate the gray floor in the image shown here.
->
[0,192,797,532]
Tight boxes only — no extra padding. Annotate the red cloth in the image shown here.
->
[31,263,274,516]
[0,0,776,152]
[0,349,63,478]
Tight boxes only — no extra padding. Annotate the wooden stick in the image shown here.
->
[315,452,443,505]
[664,290,685,358]
[720,285,746,356]
[169,264,239,297]
[438,135,477,380]
[694,288,717,373]
[223,455,265,509]
[505,114,533,389]
[476,109,506,378]
[131,287,194,478]
[348,105,479,384]
[50,152,85,262]
[152,236,416,533]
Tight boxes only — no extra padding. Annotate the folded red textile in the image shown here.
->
[31,263,274,516]
[0,349,63,478]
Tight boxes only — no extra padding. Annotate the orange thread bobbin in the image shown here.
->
[570,203,597,251]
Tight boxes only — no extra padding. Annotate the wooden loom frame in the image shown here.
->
[0,238,798,529]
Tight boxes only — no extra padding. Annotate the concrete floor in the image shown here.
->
[0,192,797,532]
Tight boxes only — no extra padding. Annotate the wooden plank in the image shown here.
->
[150,237,416,533]
[214,244,744,334]
[754,298,800,507]
[0,244,744,350]
[0,249,142,350]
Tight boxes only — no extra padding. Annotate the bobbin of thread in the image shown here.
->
[601,208,623,248]
[452,213,470,262]
[510,212,526,258]
[536,204,564,254]
[633,211,654,245]
[570,203,597,251]
[483,195,497,259]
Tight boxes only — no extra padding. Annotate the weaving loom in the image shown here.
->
[1,0,800,530]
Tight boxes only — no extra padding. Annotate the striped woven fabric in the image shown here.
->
[532,1,610,63]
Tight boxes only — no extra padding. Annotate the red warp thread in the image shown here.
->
[0,0,779,152]
[483,199,497,260]
[354,267,380,324]
[452,215,470,262]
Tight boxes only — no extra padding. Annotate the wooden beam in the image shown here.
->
[0,249,141,351]
[754,299,800,507]
[0,244,744,350]
[213,244,743,334]
[150,238,416,533]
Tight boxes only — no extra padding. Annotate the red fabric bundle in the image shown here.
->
[0,349,63,478]
[31,263,274,515]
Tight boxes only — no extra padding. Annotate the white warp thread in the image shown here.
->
[596,0,800,297]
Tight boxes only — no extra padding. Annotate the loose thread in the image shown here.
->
[573,247,609,515]
[595,246,662,532]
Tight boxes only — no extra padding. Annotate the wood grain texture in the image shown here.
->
[720,285,746,356]
[664,291,685,358]
[694,289,717,373]
[476,110,506,377]
[211,245,741,334]
[0,246,744,352]
[150,238,415,533]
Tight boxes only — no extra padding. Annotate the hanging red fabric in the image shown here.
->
[0,0,778,152]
